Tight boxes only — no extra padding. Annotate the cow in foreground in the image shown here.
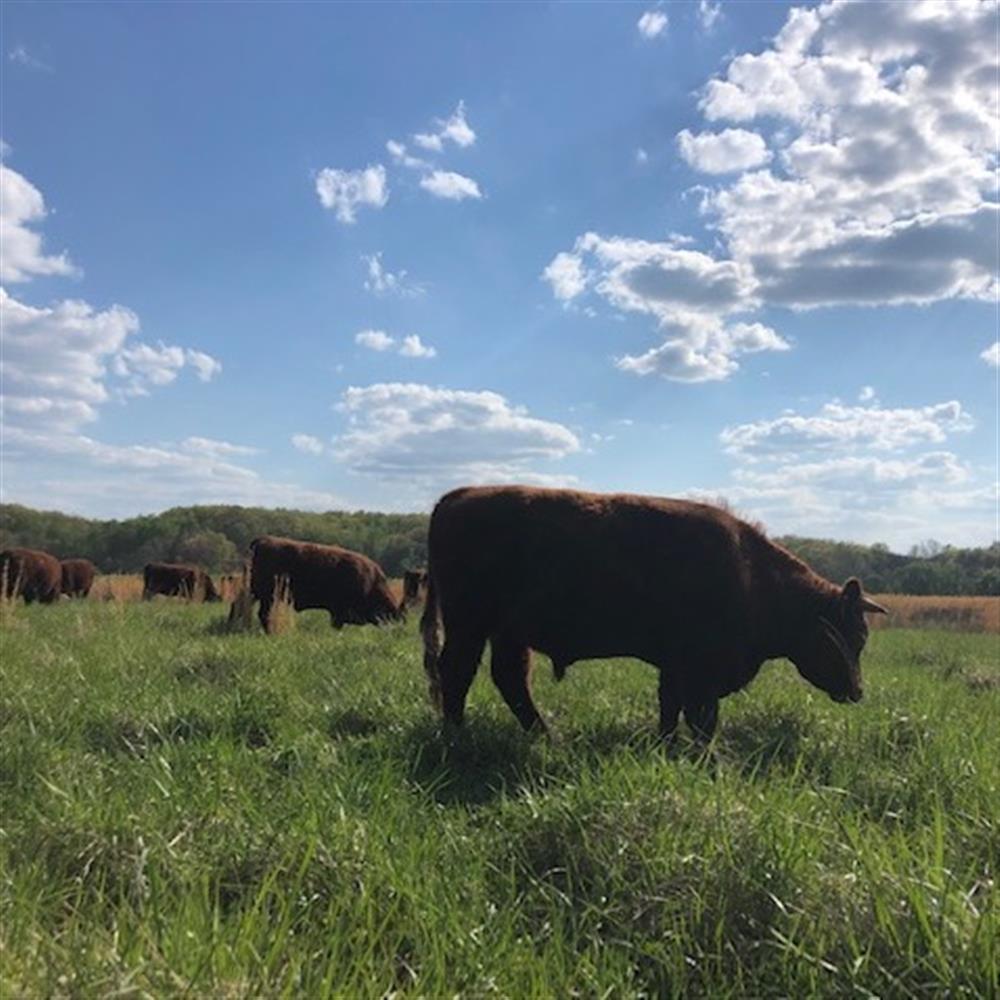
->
[248,535,402,634]
[1,548,62,604]
[402,569,429,608]
[60,558,97,598]
[421,486,887,742]
[143,562,221,602]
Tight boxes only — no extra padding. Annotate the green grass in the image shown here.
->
[1,602,997,997]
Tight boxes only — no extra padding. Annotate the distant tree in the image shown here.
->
[174,531,241,572]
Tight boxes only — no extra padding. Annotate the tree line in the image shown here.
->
[1,503,997,595]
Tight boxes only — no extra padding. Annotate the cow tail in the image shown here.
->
[420,565,443,712]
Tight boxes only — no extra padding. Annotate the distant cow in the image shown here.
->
[60,558,97,598]
[1,547,62,604]
[143,562,221,602]
[421,486,887,741]
[249,535,402,634]
[402,569,429,608]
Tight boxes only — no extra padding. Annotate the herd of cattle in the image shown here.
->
[0,485,888,741]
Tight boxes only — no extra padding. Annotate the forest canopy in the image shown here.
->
[1,503,997,595]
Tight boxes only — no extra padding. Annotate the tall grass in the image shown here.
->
[0,604,996,997]
[870,593,999,633]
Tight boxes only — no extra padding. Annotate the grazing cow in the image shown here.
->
[421,486,887,741]
[249,535,402,633]
[60,558,97,598]
[402,569,429,608]
[142,562,221,602]
[0,547,62,604]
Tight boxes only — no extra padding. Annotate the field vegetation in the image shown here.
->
[1,600,996,997]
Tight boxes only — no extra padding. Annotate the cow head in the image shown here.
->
[791,578,887,703]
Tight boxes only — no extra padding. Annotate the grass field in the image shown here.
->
[1,601,997,997]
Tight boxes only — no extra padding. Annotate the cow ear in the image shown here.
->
[842,577,888,615]
[842,578,862,602]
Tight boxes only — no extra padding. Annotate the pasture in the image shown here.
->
[1,600,997,997]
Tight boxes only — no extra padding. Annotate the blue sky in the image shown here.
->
[1,0,996,550]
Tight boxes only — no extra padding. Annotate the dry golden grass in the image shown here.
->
[90,574,145,603]
[869,594,999,634]
[264,574,295,634]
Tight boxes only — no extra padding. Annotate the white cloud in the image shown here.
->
[859,385,877,402]
[721,399,974,459]
[386,139,430,171]
[692,390,992,549]
[355,329,395,352]
[399,334,436,359]
[548,1,999,384]
[8,45,51,72]
[637,10,668,40]
[694,0,998,310]
[291,433,325,455]
[362,252,423,296]
[413,101,476,152]
[315,164,388,223]
[355,329,437,359]
[1,288,221,427]
[635,147,649,165]
[981,342,999,368]
[698,0,722,32]
[677,128,771,174]
[2,425,345,518]
[181,436,258,458]
[333,382,580,496]
[543,233,786,382]
[0,163,77,282]
[419,170,482,201]
[542,251,587,301]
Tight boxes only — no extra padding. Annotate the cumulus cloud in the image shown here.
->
[721,398,974,458]
[355,329,395,352]
[1,288,221,427]
[333,383,580,494]
[413,101,476,152]
[418,170,482,201]
[291,433,325,455]
[637,10,668,40]
[542,251,587,301]
[980,342,999,368]
[399,334,436,359]
[677,128,771,174]
[355,329,437,359]
[315,164,388,223]
[543,233,786,381]
[546,1,999,383]
[690,391,992,548]
[0,163,77,282]
[362,252,423,296]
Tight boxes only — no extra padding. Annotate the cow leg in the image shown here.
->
[258,595,274,634]
[438,630,486,726]
[684,698,719,744]
[490,635,546,734]
[328,612,343,630]
[658,670,682,742]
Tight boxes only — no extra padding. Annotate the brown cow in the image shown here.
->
[420,486,887,741]
[143,562,221,602]
[60,558,97,598]
[402,569,429,608]
[249,535,402,634]
[1,547,62,604]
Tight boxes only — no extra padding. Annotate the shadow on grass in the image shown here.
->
[715,710,807,779]
[395,715,720,807]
